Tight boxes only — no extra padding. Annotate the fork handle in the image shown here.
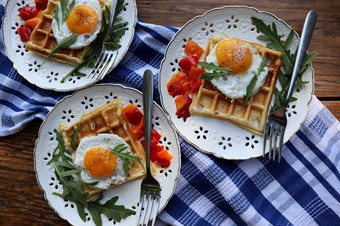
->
[286,10,317,104]
[143,70,154,175]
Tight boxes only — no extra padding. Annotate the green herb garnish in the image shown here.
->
[60,0,75,22]
[39,34,78,68]
[251,17,318,112]
[199,62,231,81]
[60,0,128,83]
[70,114,83,150]
[243,56,267,105]
[49,129,135,225]
[88,193,135,226]
[110,144,141,175]
[53,5,60,31]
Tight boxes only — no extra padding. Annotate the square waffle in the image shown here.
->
[189,34,282,135]
[59,98,147,196]
[25,0,88,65]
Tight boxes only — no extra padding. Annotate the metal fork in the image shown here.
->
[263,10,317,162]
[87,0,119,80]
[137,70,161,226]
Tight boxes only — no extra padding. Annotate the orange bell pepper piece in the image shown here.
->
[185,39,204,59]
[174,95,186,111]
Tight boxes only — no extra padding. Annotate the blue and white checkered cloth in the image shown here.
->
[1,2,340,225]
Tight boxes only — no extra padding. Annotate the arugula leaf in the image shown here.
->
[243,56,267,104]
[88,196,135,226]
[200,71,229,81]
[199,62,231,81]
[53,5,60,31]
[53,161,88,207]
[60,0,75,22]
[49,130,136,225]
[39,34,78,68]
[110,144,141,175]
[199,62,230,71]
[251,17,318,112]
[70,114,83,150]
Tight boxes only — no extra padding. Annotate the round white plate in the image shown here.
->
[2,0,137,92]
[159,6,314,160]
[34,84,181,225]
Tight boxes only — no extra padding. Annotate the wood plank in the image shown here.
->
[321,100,340,120]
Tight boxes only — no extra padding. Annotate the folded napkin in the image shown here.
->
[1,2,340,225]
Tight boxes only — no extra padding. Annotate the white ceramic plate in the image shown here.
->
[159,6,314,160]
[2,0,137,92]
[34,84,181,225]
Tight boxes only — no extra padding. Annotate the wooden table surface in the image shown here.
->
[1,0,339,225]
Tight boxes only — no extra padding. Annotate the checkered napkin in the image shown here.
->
[1,2,340,225]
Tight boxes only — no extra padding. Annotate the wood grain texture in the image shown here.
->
[0,0,339,225]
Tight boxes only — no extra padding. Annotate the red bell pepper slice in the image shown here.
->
[151,146,173,168]
[35,0,48,10]
[167,82,185,97]
[17,25,33,42]
[18,6,38,20]
[123,104,144,126]
[190,75,202,93]
[178,55,199,71]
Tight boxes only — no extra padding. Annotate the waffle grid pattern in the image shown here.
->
[190,36,282,135]
[25,0,87,65]
[59,99,146,193]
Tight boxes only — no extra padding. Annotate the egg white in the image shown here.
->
[51,0,103,49]
[206,37,268,100]
[74,134,131,190]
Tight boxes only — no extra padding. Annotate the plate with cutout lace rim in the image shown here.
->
[2,0,137,92]
[34,83,181,225]
[159,5,314,160]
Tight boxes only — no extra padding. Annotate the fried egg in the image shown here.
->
[206,36,268,99]
[51,0,102,49]
[74,134,130,190]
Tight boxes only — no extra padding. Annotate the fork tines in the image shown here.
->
[137,188,160,226]
[87,49,118,80]
[263,119,285,162]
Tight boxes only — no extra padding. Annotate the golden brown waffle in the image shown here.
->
[59,98,147,197]
[189,34,282,135]
[25,0,88,65]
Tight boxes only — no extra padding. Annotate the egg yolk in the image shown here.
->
[66,5,98,35]
[215,39,252,74]
[83,147,116,178]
